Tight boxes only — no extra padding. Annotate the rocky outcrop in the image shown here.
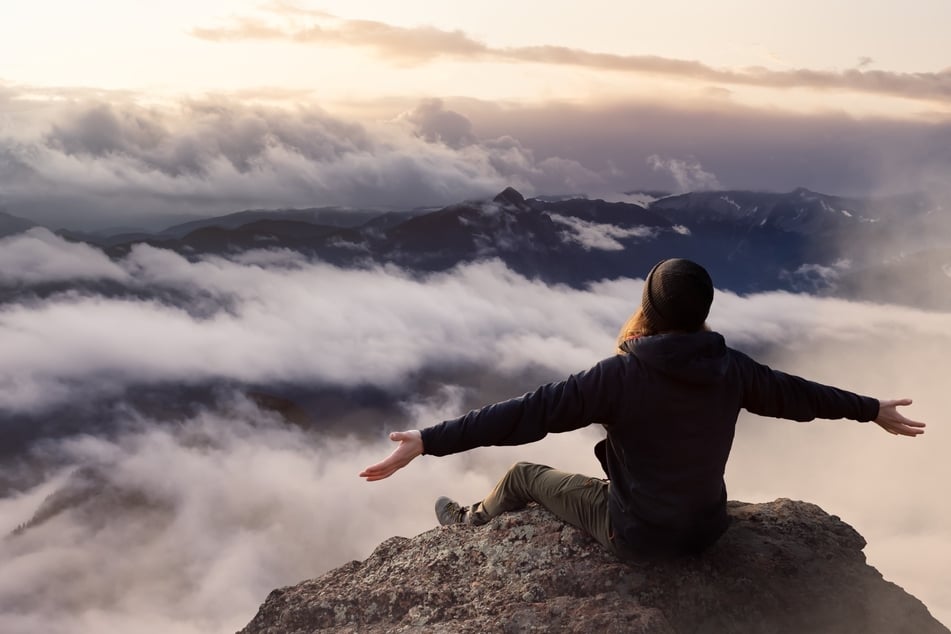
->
[240,499,948,634]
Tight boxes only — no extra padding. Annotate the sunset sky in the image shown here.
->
[2,1,950,227]
[5,0,950,110]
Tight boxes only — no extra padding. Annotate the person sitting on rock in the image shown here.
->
[359,258,926,560]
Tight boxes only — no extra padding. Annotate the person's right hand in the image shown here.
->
[359,430,424,481]
[874,399,926,437]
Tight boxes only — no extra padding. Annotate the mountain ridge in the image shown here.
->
[93,186,947,302]
[2,186,947,306]
[0,210,39,238]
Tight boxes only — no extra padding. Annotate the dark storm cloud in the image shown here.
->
[192,9,951,104]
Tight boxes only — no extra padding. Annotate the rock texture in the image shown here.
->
[240,499,948,634]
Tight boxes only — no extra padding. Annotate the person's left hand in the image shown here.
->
[359,430,423,481]
[874,399,926,437]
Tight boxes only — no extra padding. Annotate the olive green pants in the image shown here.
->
[470,461,620,555]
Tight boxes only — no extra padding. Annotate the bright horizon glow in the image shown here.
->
[2,0,949,120]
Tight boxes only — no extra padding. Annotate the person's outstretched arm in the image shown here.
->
[360,355,629,481]
[874,398,926,437]
[736,351,927,436]
[359,430,424,482]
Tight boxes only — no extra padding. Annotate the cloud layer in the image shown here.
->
[0,231,627,414]
[2,81,950,231]
[0,91,611,229]
[0,232,950,631]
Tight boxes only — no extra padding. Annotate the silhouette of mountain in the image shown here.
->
[0,210,40,238]
[49,186,947,302]
[156,206,395,238]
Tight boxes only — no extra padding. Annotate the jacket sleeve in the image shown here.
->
[420,355,628,457]
[734,350,879,423]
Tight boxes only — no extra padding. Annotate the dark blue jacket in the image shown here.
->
[420,331,879,556]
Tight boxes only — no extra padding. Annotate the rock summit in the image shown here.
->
[241,499,947,633]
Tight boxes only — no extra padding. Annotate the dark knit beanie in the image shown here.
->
[640,259,714,332]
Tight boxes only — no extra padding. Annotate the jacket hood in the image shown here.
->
[621,331,729,385]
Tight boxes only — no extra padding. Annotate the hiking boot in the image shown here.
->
[435,496,471,526]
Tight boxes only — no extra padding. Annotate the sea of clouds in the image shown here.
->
[0,230,948,632]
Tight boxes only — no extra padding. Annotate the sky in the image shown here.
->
[3,1,950,108]
[1,1,950,228]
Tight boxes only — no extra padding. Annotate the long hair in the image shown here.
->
[615,306,710,354]
[615,307,660,354]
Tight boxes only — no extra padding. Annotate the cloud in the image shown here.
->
[458,98,951,197]
[3,95,429,228]
[647,155,722,192]
[1,234,950,630]
[0,242,631,414]
[778,259,853,293]
[191,8,951,104]
[0,90,623,229]
[2,235,950,416]
[3,81,950,231]
[0,397,610,634]
[191,13,488,64]
[0,228,127,284]
[402,99,477,149]
[548,214,658,251]
[40,98,374,178]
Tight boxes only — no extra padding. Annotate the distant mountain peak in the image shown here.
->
[493,187,526,208]
[792,186,823,198]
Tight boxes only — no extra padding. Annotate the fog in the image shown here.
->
[0,236,948,632]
